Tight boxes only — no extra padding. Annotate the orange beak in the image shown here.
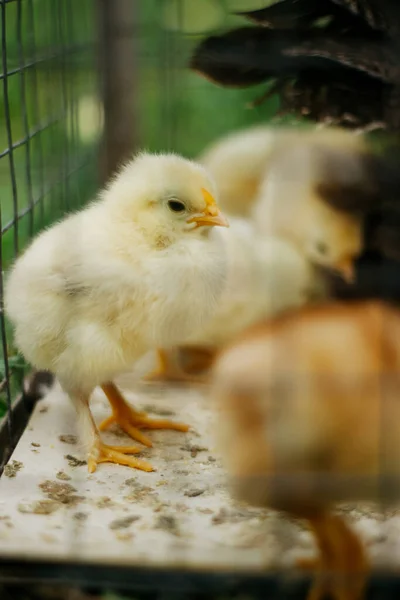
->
[335,257,356,284]
[186,188,229,229]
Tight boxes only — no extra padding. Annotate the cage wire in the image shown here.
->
[0,1,398,600]
[0,0,100,470]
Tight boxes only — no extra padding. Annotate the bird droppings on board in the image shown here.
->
[64,454,87,467]
[39,480,84,506]
[73,512,88,522]
[3,460,23,478]
[184,488,205,497]
[18,500,59,515]
[56,471,71,481]
[95,496,115,509]
[109,515,141,530]
[181,443,208,457]
[58,434,78,445]
[154,514,180,536]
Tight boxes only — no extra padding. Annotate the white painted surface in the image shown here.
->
[0,363,398,571]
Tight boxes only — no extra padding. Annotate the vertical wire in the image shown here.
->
[17,0,35,238]
[58,0,70,213]
[0,207,13,458]
[1,0,19,256]
[27,0,45,227]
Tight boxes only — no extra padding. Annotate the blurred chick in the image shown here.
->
[252,127,373,282]
[148,128,369,383]
[198,125,279,217]
[5,152,229,473]
[211,300,400,600]
[146,215,318,382]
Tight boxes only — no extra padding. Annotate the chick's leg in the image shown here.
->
[144,349,185,383]
[99,381,189,447]
[145,347,214,383]
[69,390,154,473]
[299,513,368,600]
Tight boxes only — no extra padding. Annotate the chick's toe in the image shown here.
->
[100,382,189,447]
[87,439,154,474]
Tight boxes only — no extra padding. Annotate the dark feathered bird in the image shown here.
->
[191,0,400,130]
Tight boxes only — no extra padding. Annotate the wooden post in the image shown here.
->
[98,0,138,182]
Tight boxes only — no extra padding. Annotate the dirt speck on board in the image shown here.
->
[180,443,208,458]
[31,442,41,448]
[59,434,78,445]
[4,460,23,478]
[39,406,49,413]
[116,532,134,542]
[73,512,88,521]
[64,454,87,467]
[109,515,140,530]
[184,488,205,498]
[41,533,57,543]
[95,496,115,509]
[142,404,175,417]
[154,514,180,536]
[56,471,71,481]
[211,507,262,526]
[39,480,84,506]
[18,500,59,515]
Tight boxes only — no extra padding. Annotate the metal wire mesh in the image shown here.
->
[0,0,101,469]
[0,2,398,599]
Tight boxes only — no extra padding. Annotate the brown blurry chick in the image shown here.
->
[211,300,400,600]
[5,152,229,473]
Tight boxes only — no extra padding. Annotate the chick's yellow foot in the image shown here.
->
[144,348,187,383]
[87,439,154,474]
[100,382,190,448]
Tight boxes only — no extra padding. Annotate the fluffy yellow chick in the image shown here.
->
[146,215,320,382]
[198,125,278,216]
[211,301,400,600]
[252,128,368,283]
[5,152,229,473]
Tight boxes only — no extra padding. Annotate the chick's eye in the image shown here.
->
[167,199,186,213]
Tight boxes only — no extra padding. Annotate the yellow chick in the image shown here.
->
[5,152,229,473]
[198,125,279,217]
[252,128,368,284]
[211,301,400,600]
[146,215,319,382]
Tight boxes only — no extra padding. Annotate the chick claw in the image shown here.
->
[100,382,190,448]
[88,440,154,474]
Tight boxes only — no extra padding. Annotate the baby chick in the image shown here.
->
[211,300,400,600]
[252,127,370,284]
[146,215,319,383]
[198,125,279,216]
[5,152,229,473]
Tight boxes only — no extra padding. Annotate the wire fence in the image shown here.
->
[0,0,101,468]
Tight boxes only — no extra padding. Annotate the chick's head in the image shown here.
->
[255,131,368,283]
[301,197,363,283]
[101,152,228,247]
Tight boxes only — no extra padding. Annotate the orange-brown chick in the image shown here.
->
[211,301,400,600]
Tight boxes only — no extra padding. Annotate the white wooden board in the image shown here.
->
[0,358,399,572]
